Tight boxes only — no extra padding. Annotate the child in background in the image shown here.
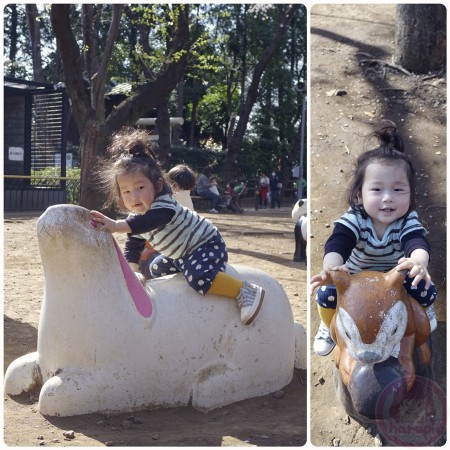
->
[226,181,236,196]
[210,176,220,196]
[166,164,196,210]
[91,128,264,325]
[310,121,437,356]
[233,180,246,196]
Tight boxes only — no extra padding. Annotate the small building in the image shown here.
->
[4,77,70,210]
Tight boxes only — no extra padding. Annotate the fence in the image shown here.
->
[4,175,80,211]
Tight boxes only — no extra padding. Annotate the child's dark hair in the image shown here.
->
[98,127,171,211]
[166,164,197,191]
[346,120,416,215]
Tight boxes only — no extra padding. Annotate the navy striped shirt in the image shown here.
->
[325,208,429,273]
[126,194,218,260]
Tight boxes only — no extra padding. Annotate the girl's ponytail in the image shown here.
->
[371,119,404,153]
[128,143,157,161]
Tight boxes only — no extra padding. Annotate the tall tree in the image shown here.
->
[222,4,301,181]
[26,4,45,82]
[4,5,30,79]
[50,4,193,211]
[394,5,446,73]
[6,5,19,78]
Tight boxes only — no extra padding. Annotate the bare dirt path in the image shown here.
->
[310,4,446,447]
[3,203,307,446]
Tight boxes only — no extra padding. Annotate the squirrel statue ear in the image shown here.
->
[329,270,351,291]
[385,268,408,289]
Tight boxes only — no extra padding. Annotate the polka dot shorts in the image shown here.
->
[149,233,228,295]
[316,278,437,309]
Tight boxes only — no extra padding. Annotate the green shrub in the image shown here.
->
[30,167,81,204]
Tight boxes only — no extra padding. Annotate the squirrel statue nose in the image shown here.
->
[358,351,382,364]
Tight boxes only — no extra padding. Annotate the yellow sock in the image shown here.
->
[318,305,335,328]
[208,271,243,299]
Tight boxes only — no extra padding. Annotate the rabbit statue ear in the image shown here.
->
[329,270,351,291]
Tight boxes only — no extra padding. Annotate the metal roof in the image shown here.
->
[4,76,59,92]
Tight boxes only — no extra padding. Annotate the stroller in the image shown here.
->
[219,180,247,213]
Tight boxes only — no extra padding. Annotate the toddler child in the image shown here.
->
[310,121,437,356]
[209,176,220,196]
[91,128,264,325]
[166,164,196,210]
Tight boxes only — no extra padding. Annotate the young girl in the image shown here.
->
[310,121,437,356]
[137,164,196,278]
[90,128,264,325]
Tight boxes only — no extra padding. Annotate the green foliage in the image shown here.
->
[170,145,225,174]
[240,137,284,177]
[30,167,81,204]
[31,167,81,179]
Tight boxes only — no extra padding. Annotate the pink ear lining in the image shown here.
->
[113,240,153,318]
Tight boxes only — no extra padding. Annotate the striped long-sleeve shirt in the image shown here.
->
[324,208,430,274]
[124,194,219,263]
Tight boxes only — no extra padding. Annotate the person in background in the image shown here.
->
[233,180,246,195]
[210,176,220,196]
[259,172,270,208]
[196,166,221,214]
[166,164,196,210]
[269,170,282,208]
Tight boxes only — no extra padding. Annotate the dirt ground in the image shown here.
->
[310,4,447,447]
[3,202,307,447]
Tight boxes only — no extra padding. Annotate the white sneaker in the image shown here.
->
[314,322,335,356]
[236,281,264,325]
[426,305,437,332]
[209,208,219,214]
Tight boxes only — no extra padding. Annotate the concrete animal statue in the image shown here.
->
[4,204,306,417]
[292,198,307,263]
[328,269,432,423]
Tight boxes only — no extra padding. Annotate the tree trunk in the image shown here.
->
[26,4,44,82]
[51,4,93,134]
[8,5,18,78]
[156,100,171,169]
[172,80,184,145]
[394,5,446,73]
[82,5,99,82]
[79,120,112,212]
[90,5,124,120]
